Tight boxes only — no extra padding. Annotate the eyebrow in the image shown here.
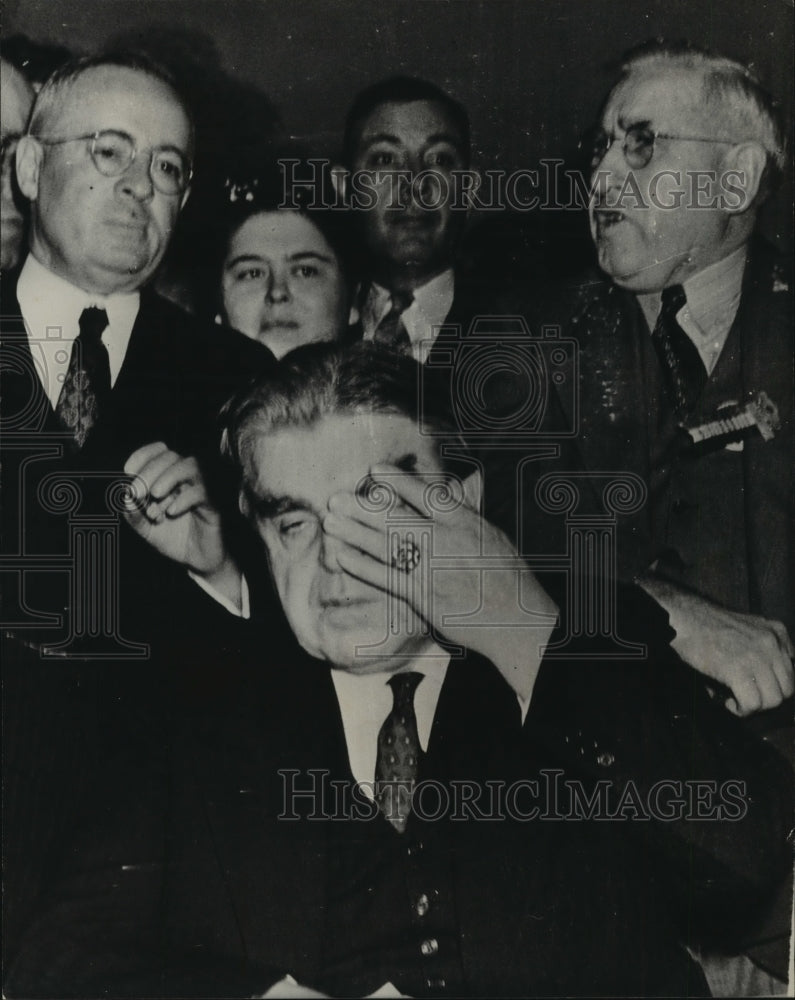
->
[355,452,420,497]
[225,254,266,270]
[247,490,314,520]
[289,251,335,265]
[225,250,335,271]
[249,452,421,515]
[361,132,463,149]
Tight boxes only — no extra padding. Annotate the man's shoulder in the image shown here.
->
[744,237,794,306]
[135,290,274,373]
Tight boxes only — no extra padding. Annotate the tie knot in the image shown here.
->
[78,306,109,343]
[388,671,423,707]
[660,284,686,317]
[389,290,413,316]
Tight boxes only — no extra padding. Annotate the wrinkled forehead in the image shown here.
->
[38,66,192,150]
[242,411,442,509]
[602,66,715,135]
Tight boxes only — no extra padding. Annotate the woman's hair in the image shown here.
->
[210,155,360,317]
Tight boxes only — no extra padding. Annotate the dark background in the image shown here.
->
[4,0,793,294]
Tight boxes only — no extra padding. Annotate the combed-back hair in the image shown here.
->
[343,75,470,167]
[28,50,193,149]
[617,39,787,203]
[220,341,463,491]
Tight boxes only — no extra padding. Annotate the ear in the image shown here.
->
[15,136,43,201]
[331,164,351,206]
[238,489,251,519]
[721,142,767,214]
[461,467,483,512]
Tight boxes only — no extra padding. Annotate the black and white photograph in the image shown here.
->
[1,1,793,996]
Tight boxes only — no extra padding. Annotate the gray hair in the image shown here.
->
[619,40,786,203]
[28,51,194,153]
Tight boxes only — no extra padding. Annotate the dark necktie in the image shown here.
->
[55,307,111,449]
[372,291,413,353]
[650,285,707,416]
[374,671,424,833]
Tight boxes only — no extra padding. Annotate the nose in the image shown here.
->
[319,529,345,573]
[595,135,627,183]
[118,151,154,201]
[266,268,291,303]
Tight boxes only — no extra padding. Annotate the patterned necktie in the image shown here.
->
[651,285,707,416]
[372,291,413,353]
[375,671,424,833]
[55,307,111,449]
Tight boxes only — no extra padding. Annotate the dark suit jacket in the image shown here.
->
[1,266,276,963]
[513,241,794,632]
[5,586,790,998]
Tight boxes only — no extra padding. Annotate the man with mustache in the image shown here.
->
[533,41,793,995]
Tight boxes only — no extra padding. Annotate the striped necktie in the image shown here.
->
[373,291,413,353]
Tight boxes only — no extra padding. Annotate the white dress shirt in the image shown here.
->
[262,640,535,999]
[362,269,455,364]
[330,640,533,793]
[639,246,747,375]
[16,253,139,407]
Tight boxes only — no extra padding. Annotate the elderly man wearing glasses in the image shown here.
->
[526,40,792,998]
[1,51,270,968]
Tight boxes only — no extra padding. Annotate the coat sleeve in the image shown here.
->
[524,582,793,950]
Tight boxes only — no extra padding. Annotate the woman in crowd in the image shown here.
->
[211,159,360,358]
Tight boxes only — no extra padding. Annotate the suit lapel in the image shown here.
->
[735,249,794,622]
[186,657,348,980]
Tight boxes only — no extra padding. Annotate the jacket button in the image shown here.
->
[415,893,430,916]
[597,751,615,768]
[426,977,446,989]
[420,937,439,956]
[407,840,424,856]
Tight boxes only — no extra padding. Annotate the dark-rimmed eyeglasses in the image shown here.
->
[584,123,736,171]
[33,129,192,195]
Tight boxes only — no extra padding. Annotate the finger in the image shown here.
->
[768,646,794,700]
[721,668,763,717]
[323,511,388,564]
[164,482,212,518]
[769,619,795,660]
[327,491,401,532]
[370,464,464,519]
[147,455,201,503]
[123,441,169,477]
[333,539,399,595]
[749,660,786,711]
[125,450,183,509]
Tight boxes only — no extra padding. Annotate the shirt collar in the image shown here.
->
[681,244,747,335]
[637,245,747,370]
[364,269,456,357]
[329,643,450,791]
[17,252,141,341]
